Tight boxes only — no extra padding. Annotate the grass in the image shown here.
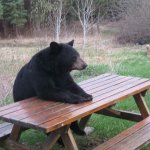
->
[0,32,150,149]
[76,48,150,149]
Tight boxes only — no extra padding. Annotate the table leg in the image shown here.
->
[97,108,143,122]
[42,130,61,150]
[61,128,78,150]
[141,90,147,97]
[9,125,23,141]
[42,125,78,150]
[4,125,29,150]
[134,93,150,119]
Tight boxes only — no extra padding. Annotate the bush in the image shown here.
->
[117,0,150,44]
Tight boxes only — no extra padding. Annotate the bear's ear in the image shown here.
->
[50,42,61,55]
[67,40,74,47]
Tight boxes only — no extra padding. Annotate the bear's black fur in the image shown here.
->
[13,40,92,135]
[13,40,92,103]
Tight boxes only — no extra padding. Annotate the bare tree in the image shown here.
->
[72,0,96,46]
[51,0,70,42]
[51,0,62,42]
[31,0,69,40]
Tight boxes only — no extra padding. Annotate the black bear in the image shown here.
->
[13,40,92,103]
[13,40,92,135]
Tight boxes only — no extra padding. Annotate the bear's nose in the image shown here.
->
[82,64,87,69]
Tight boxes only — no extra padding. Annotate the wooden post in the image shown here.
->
[42,125,79,150]
[97,108,143,122]
[146,45,150,57]
[9,125,23,141]
[4,125,29,150]
[61,128,78,150]
[141,90,147,97]
[42,130,61,150]
[134,93,150,119]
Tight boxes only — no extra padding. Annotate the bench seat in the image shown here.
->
[94,116,150,150]
[0,122,13,144]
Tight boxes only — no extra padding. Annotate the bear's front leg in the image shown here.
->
[32,75,92,103]
[66,79,93,101]
[35,86,90,104]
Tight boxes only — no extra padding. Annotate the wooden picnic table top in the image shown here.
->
[0,73,150,134]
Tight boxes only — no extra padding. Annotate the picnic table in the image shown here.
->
[0,73,150,150]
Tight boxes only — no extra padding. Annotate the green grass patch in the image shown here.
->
[72,64,109,82]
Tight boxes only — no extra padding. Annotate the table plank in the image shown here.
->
[91,78,146,97]
[0,97,36,112]
[3,102,65,119]
[80,74,140,87]
[80,74,118,88]
[86,77,138,95]
[79,73,111,85]
[0,99,45,116]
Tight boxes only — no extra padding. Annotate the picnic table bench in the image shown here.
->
[0,73,150,150]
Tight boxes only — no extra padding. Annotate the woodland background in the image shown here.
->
[0,0,150,45]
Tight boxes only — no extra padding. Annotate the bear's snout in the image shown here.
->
[82,63,87,70]
[72,57,87,70]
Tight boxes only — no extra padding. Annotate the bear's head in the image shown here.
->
[50,40,87,72]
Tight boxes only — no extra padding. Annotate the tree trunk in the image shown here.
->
[2,21,8,38]
[0,21,4,37]
[55,18,60,42]
[24,0,32,35]
[56,28,60,42]
[54,0,63,42]
[83,27,87,47]
[96,10,100,34]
